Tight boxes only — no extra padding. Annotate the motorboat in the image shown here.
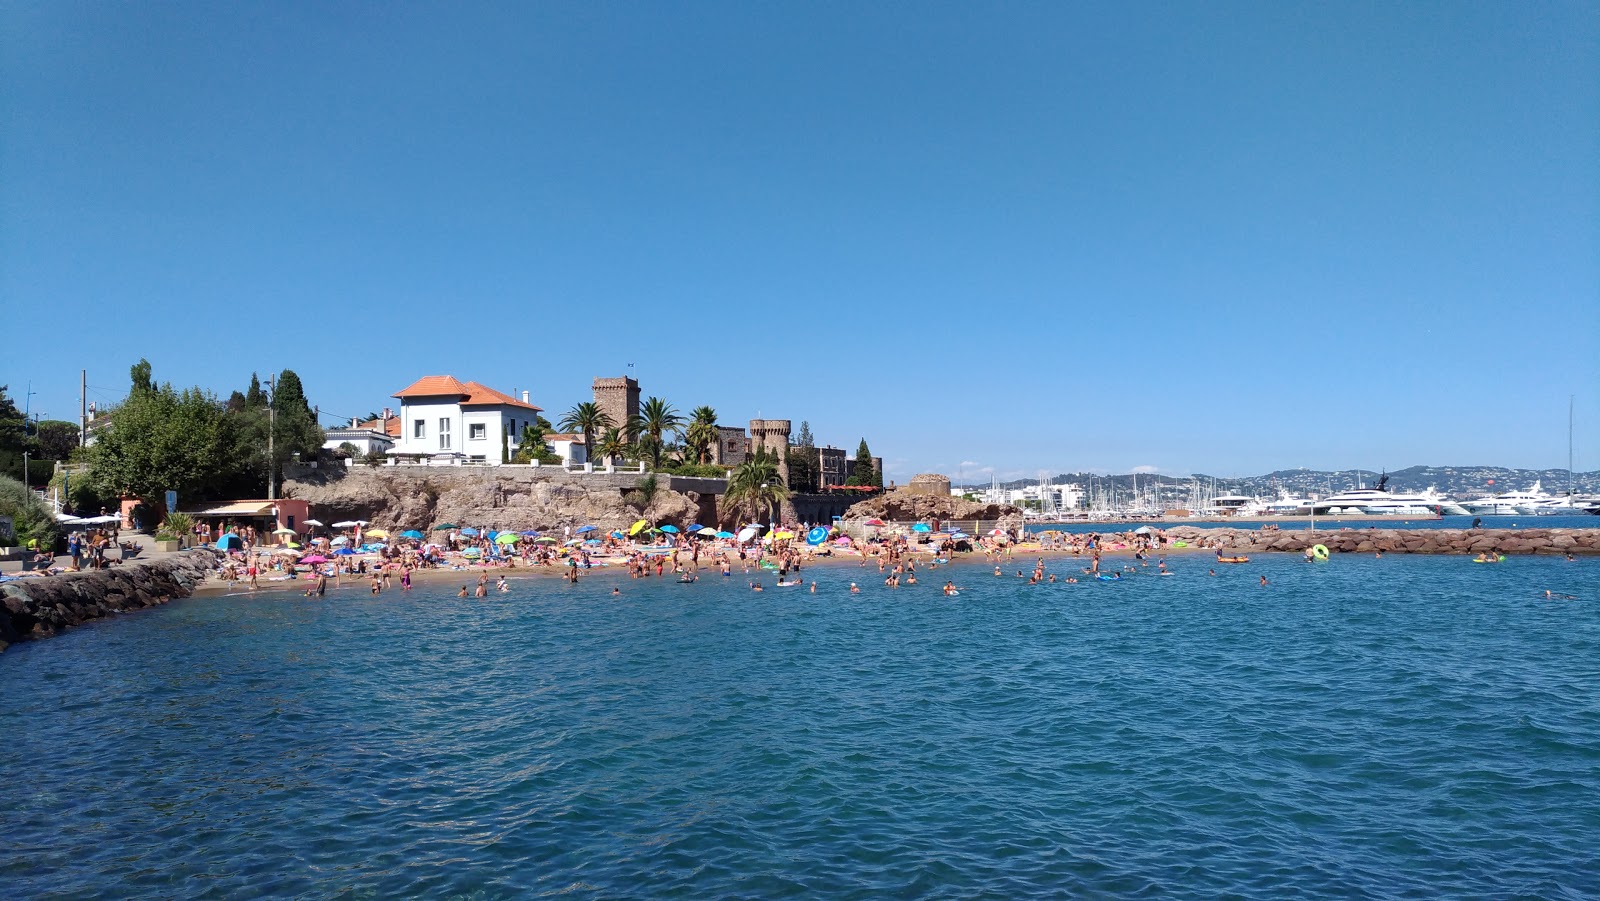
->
[1198,494,1257,516]
[1308,478,1468,517]
[1262,490,1312,516]
[1462,481,1555,516]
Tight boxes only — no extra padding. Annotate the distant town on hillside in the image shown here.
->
[960,465,1600,505]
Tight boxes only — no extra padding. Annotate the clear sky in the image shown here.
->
[4,2,1597,482]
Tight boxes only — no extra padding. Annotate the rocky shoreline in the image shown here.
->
[1163,526,1600,556]
[0,549,222,652]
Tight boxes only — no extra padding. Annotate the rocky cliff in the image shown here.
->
[843,488,1024,529]
[283,465,714,532]
[1,549,222,651]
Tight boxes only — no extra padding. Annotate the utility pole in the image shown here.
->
[21,381,36,489]
[267,374,276,500]
[80,369,88,447]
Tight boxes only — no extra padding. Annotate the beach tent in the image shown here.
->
[216,534,243,550]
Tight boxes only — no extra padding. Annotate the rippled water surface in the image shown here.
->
[4,554,1599,898]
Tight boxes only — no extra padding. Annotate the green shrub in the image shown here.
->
[0,474,58,547]
[162,511,195,536]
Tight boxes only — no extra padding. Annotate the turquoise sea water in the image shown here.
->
[3,554,1598,898]
[1026,514,1600,533]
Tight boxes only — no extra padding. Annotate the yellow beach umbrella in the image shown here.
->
[772,531,794,540]
[365,528,389,539]
[628,519,648,536]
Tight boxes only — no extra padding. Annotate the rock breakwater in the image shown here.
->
[0,550,222,652]
[1165,526,1600,556]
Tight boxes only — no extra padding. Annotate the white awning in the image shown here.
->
[187,501,276,517]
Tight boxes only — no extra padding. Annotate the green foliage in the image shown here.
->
[595,428,629,467]
[785,444,819,493]
[87,368,239,505]
[361,450,388,467]
[853,438,880,487]
[632,397,682,470]
[162,511,194,535]
[684,406,719,465]
[655,462,728,478]
[33,420,80,461]
[724,447,790,525]
[0,473,58,546]
[558,401,613,461]
[795,421,814,447]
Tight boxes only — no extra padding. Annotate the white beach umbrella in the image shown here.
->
[302,519,324,527]
[331,521,359,528]
[330,536,350,546]
[737,526,760,543]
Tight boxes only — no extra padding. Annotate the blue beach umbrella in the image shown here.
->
[686,524,703,533]
[912,523,932,533]
[334,547,357,556]
[659,525,680,534]
[806,527,829,546]
[460,527,480,537]
[576,525,597,533]
[716,531,735,539]
[520,530,540,537]
[400,530,424,540]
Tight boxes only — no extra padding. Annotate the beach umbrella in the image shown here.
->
[460,527,479,537]
[576,525,597,534]
[737,526,760,543]
[865,518,886,526]
[584,538,601,545]
[273,526,296,535]
[806,527,829,546]
[300,554,327,564]
[686,524,703,533]
[697,527,719,537]
[1132,525,1153,535]
[715,531,735,539]
[365,529,389,539]
[355,520,370,526]
[333,547,357,556]
[772,531,794,540]
[835,536,852,545]
[495,533,519,545]
[564,539,582,547]
[433,523,457,531]
[462,547,482,557]
[989,529,1006,536]
[272,546,300,556]
[216,534,243,550]
[332,521,359,528]
[659,524,680,534]
[55,511,84,523]
[302,519,324,527]
[911,523,932,533]
[330,536,350,546]
[951,532,969,539]
[400,530,425,540]
[519,530,540,537]
[536,536,558,544]
[628,519,649,536]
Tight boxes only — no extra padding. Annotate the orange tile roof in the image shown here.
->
[393,376,541,411]
[547,432,585,443]
[393,375,470,398]
[461,381,541,411]
[357,416,403,437]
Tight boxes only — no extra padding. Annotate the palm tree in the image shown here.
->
[515,422,547,462]
[723,446,790,527]
[684,406,719,465]
[595,427,628,468]
[559,402,613,462]
[632,396,683,470]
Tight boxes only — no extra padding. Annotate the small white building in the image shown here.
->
[322,411,399,456]
[387,376,543,464]
[547,433,588,467]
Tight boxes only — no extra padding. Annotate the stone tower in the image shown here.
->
[749,419,791,482]
[592,377,639,437]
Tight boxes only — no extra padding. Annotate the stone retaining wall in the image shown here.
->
[0,550,222,652]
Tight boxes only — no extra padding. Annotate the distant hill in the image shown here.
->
[959,466,1599,504]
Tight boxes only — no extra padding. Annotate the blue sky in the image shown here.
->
[4,2,1596,482]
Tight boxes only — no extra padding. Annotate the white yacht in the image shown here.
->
[1262,490,1312,516]
[1462,481,1554,516]
[1309,478,1468,517]
[1198,494,1257,516]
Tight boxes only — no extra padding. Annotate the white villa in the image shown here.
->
[388,376,543,464]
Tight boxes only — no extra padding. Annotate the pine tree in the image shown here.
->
[853,438,878,487]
